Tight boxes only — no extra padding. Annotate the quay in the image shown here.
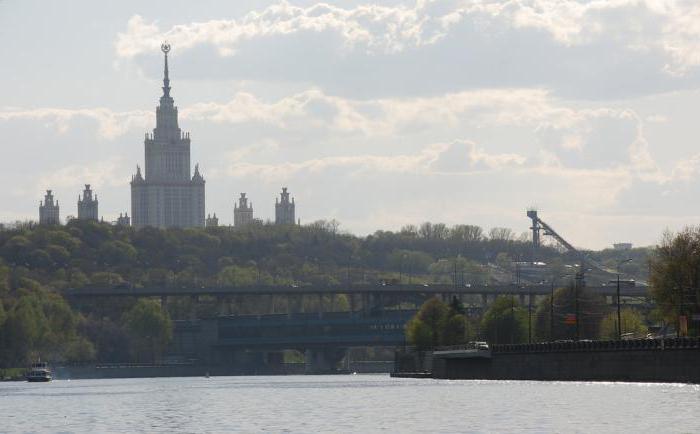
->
[394,338,700,383]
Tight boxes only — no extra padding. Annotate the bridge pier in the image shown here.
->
[349,293,356,315]
[189,295,198,320]
[519,294,526,306]
[304,348,346,374]
[217,296,230,316]
[160,295,168,312]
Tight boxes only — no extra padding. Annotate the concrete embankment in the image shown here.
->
[53,363,306,380]
[395,338,700,383]
[53,360,393,380]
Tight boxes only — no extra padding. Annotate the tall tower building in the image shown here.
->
[275,187,295,225]
[130,43,205,229]
[206,213,219,227]
[234,193,254,227]
[116,213,131,226]
[39,190,60,225]
[77,184,98,221]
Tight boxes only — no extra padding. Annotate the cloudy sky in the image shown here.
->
[3,0,700,248]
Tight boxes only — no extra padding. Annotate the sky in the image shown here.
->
[2,0,700,249]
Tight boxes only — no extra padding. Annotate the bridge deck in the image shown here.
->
[64,283,649,298]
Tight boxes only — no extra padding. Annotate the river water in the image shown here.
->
[1,375,698,433]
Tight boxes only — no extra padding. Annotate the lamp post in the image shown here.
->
[616,258,632,340]
[528,287,533,343]
[575,271,581,341]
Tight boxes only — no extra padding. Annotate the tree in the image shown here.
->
[533,284,607,341]
[406,298,472,349]
[600,309,648,340]
[488,227,515,241]
[481,296,528,344]
[98,240,137,265]
[122,299,172,363]
[649,227,700,334]
[64,337,97,363]
[388,249,434,275]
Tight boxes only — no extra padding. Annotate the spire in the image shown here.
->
[161,42,171,97]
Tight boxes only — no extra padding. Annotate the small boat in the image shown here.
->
[26,361,52,382]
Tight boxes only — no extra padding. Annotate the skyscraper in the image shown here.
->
[234,193,254,227]
[77,184,98,221]
[130,43,205,229]
[275,187,295,225]
[39,190,60,225]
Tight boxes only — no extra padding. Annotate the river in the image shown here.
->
[1,375,698,433]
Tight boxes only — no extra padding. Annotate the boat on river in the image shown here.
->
[26,361,52,382]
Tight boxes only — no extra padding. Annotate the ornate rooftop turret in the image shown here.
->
[39,190,60,225]
[275,187,296,225]
[77,184,98,221]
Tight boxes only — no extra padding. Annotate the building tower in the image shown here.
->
[130,42,205,229]
[234,193,254,227]
[275,187,295,225]
[116,213,131,226]
[39,190,60,225]
[206,213,219,227]
[77,184,98,221]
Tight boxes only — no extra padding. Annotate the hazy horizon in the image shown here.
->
[3,1,700,249]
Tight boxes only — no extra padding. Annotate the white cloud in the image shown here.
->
[35,157,128,193]
[116,2,461,58]
[115,0,700,77]
[0,107,151,140]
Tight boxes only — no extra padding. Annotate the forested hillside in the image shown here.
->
[0,219,652,369]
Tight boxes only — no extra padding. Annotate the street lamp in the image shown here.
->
[616,258,633,340]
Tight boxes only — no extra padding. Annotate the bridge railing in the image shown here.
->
[491,337,700,354]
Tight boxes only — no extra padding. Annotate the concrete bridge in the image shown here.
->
[63,282,649,298]
[171,310,414,373]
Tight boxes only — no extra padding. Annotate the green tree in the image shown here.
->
[600,309,648,340]
[533,284,607,341]
[64,337,97,363]
[122,299,172,363]
[649,227,700,334]
[406,298,471,349]
[98,240,137,265]
[481,296,528,344]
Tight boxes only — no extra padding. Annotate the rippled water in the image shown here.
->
[1,375,699,433]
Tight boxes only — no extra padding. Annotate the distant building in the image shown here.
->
[234,193,254,227]
[614,243,633,251]
[39,190,60,225]
[130,43,205,229]
[116,213,131,226]
[206,213,219,227]
[77,184,98,221]
[275,187,295,225]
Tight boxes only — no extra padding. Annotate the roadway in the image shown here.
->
[63,282,649,298]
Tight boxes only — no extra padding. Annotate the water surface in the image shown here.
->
[1,375,698,433]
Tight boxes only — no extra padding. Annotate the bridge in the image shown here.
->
[171,310,414,373]
[63,282,649,298]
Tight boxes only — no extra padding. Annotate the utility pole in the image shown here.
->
[528,290,532,343]
[511,294,515,344]
[550,279,555,341]
[575,271,581,341]
[616,259,632,340]
[617,272,621,340]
